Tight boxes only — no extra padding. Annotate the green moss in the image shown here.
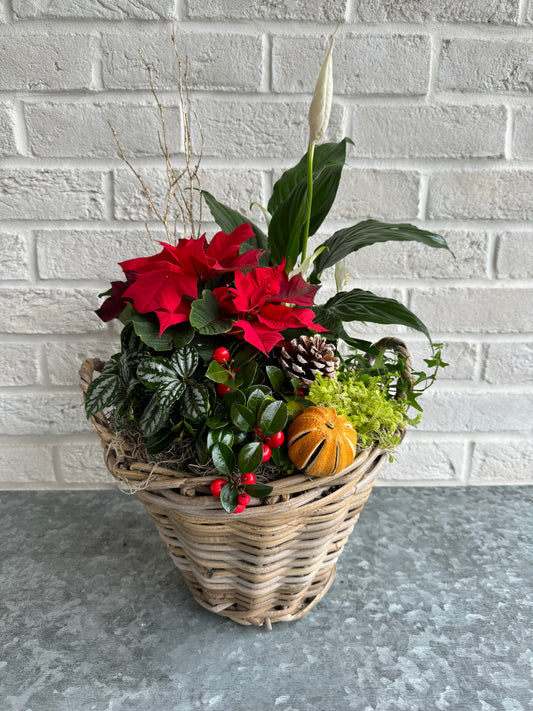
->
[308,372,420,452]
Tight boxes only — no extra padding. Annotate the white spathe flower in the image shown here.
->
[308,29,337,146]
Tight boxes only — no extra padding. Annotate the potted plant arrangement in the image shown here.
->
[80,32,449,628]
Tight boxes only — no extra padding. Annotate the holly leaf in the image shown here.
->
[245,483,273,499]
[211,442,235,477]
[259,401,288,437]
[220,482,239,514]
[238,441,263,473]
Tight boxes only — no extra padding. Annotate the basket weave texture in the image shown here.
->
[80,339,410,628]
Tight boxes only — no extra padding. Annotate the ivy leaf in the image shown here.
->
[189,289,234,336]
[259,401,288,437]
[323,289,431,341]
[84,373,121,417]
[211,442,236,477]
[310,220,452,283]
[238,441,263,473]
[220,482,239,514]
[182,383,210,423]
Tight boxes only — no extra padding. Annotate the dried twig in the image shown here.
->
[108,31,205,247]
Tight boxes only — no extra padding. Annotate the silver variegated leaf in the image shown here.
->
[182,383,209,424]
[84,373,121,417]
[172,345,199,379]
[137,357,181,389]
[156,380,185,410]
[139,393,171,438]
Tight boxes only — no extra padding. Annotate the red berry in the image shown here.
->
[210,478,226,498]
[261,443,272,463]
[296,388,305,397]
[212,347,230,364]
[240,472,256,485]
[233,503,247,514]
[237,492,251,507]
[264,431,284,449]
[216,382,232,397]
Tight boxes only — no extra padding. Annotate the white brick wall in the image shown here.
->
[0,1,531,489]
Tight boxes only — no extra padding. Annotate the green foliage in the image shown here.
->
[307,372,420,452]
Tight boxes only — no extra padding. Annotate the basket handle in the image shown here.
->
[79,357,105,397]
[367,337,413,399]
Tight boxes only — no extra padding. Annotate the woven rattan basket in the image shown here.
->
[80,338,411,628]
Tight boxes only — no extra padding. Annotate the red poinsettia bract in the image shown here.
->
[97,224,262,335]
[213,261,326,354]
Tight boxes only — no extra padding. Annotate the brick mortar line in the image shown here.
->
[7,90,533,107]
[5,17,533,38]
[518,0,529,24]
[5,154,533,169]
[505,106,514,159]
[262,31,272,93]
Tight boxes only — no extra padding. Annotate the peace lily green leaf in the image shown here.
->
[202,190,268,251]
[268,138,350,269]
[310,220,452,283]
[323,289,431,341]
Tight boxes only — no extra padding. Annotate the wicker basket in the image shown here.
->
[79,338,411,628]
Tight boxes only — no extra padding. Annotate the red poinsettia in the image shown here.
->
[213,261,326,353]
[97,224,262,335]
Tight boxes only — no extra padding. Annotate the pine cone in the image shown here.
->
[280,335,340,387]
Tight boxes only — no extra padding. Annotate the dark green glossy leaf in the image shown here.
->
[265,365,285,392]
[202,190,268,251]
[189,289,234,336]
[84,373,121,417]
[172,345,199,378]
[220,482,239,514]
[207,428,234,450]
[131,313,173,351]
[146,428,175,454]
[238,361,258,388]
[220,390,246,416]
[246,387,267,416]
[268,139,352,217]
[182,383,210,423]
[310,220,452,283]
[205,409,229,429]
[205,360,230,384]
[230,404,256,432]
[259,400,288,437]
[195,437,210,465]
[245,483,273,499]
[237,441,263,473]
[211,442,235,477]
[323,289,431,340]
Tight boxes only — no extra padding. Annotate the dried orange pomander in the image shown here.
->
[287,406,358,478]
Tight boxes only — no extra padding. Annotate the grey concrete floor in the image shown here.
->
[0,487,531,711]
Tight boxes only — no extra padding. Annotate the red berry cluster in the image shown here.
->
[212,347,236,397]
[254,427,284,464]
[210,472,256,514]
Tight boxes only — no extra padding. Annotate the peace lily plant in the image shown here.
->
[84,32,450,515]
